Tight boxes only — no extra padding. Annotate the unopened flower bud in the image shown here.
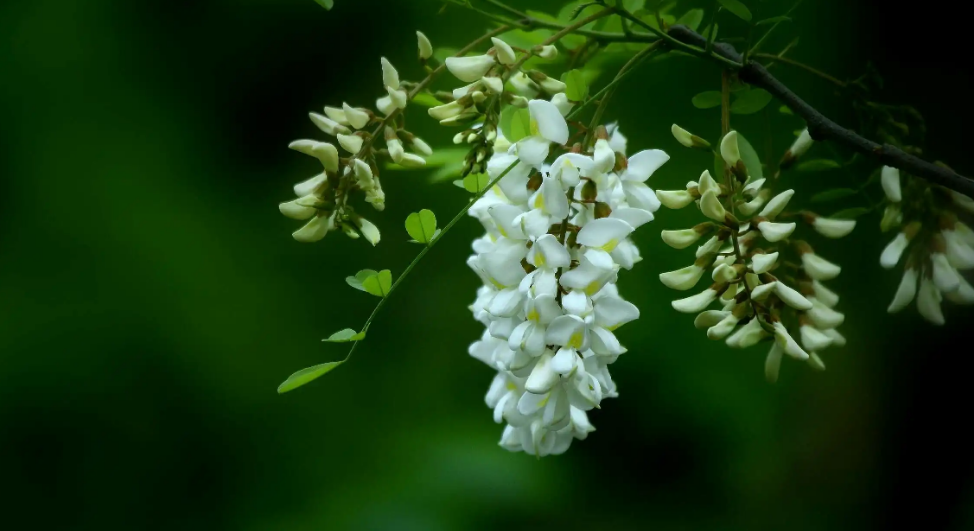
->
[342,102,370,130]
[380,57,400,90]
[881,166,902,202]
[445,54,496,83]
[780,129,813,168]
[581,179,598,202]
[671,124,711,149]
[700,190,726,222]
[536,44,558,59]
[309,112,351,136]
[491,37,517,65]
[656,189,695,209]
[337,133,364,154]
[417,31,433,60]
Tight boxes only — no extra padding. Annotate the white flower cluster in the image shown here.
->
[279,35,436,244]
[880,167,974,323]
[656,129,855,382]
[465,105,668,456]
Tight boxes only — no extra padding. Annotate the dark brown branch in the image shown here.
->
[666,24,974,198]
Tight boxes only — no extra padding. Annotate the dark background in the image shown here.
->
[2,0,972,529]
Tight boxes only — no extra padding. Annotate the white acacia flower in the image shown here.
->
[445,54,497,82]
[491,37,516,65]
[292,212,336,243]
[886,267,917,313]
[751,252,778,274]
[657,189,697,209]
[801,253,842,281]
[773,322,809,360]
[759,189,794,219]
[812,216,857,239]
[756,221,796,242]
[917,276,945,325]
[788,129,813,159]
[617,149,669,212]
[881,166,901,202]
[416,31,432,59]
[576,218,635,270]
[513,100,569,166]
[700,190,726,222]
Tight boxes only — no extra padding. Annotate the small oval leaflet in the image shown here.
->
[797,159,842,172]
[313,0,334,10]
[692,91,723,109]
[731,89,773,115]
[561,69,589,102]
[362,269,393,298]
[277,361,342,394]
[811,188,858,203]
[323,328,366,343]
[463,173,490,193]
[831,207,871,219]
[406,209,438,244]
[346,269,379,291]
[717,0,752,22]
[500,106,533,143]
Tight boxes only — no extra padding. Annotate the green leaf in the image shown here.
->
[831,207,871,219]
[323,328,366,343]
[346,269,378,291]
[499,106,533,143]
[463,173,490,193]
[756,15,792,26]
[692,91,723,109]
[410,92,442,108]
[717,0,752,22]
[433,47,458,64]
[676,8,705,31]
[278,361,342,394]
[509,107,533,142]
[730,89,773,114]
[811,188,858,203]
[313,0,334,9]
[736,133,764,181]
[796,159,842,172]
[362,269,393,298]
[779,105,793,115]
[561,69,589,102]
[405,209,438,244]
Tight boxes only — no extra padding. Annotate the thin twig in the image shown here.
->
[666,24,974,198]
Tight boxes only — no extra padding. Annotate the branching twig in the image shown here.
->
[666,24,974,198]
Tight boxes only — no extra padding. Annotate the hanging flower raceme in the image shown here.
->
[878,166,974,324]
[656,127,854,382]
[467,120,666,456]
[277,34,436,244]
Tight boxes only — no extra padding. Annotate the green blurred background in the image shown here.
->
[2,0,973,529]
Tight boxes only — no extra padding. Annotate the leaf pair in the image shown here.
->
[405,209,439,244]
[347,269,393,298]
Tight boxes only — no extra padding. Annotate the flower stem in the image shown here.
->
[339,160,520,364]
[566,42,661,123]
[581,42,662,146]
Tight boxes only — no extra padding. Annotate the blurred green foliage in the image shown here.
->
[2,0,973,529]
